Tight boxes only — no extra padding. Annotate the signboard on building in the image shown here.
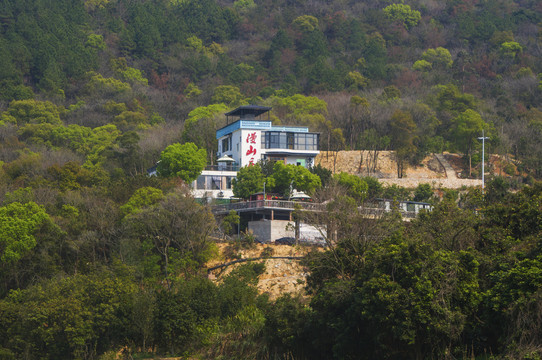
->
[241,130,261,166]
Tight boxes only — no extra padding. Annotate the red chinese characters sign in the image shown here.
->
[245,132,257,165]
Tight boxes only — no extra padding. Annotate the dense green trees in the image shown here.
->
[0,0,541,358]
[157,143,207,183]
[232,164,266,199]
[0,201,51,263]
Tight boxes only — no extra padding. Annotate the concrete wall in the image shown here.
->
[249,220,294,242]
[248,220,326,244]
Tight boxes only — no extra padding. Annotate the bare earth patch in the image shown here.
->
[316,151,483,189]
[207,243,316,300]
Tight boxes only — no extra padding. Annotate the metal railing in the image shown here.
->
[212,200,325,213]
[212,200,419,218]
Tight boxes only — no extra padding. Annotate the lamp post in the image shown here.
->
[477,130,489,192]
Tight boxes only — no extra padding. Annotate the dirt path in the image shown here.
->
[435,154,458,180]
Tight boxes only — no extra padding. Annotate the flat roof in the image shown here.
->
[216,120,313,139]
[225,105,271,117]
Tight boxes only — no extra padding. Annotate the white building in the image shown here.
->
[217,105,320,168]
[193,105,320,199]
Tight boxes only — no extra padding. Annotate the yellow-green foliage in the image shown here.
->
[269,94,328,126]
[346,71,369,90]
[84,0,110,11]
[500,41,523,58]
[292,15,319,32]
[0,100,63,126]
[120,187,165,217]
[110,58,148,86]
[383,3,421,29]
[86,34,106,50]
[0,201,50,263]
[184,83,202,98]
[18,123,120,167]
[233,0,256,12]
[207,42,224,55]
[114,111,148,128]
[121,67,148,86]
[421,47,453,69]
[186,36,204,52]
[86,72,131,94]
[412,59,432,72]
[2,150,42,181]
[211,85,245,107]
[186,103,229,125]
[149,112,165,125]
[68,101,86,113]
[185,36,224,57]
[103,101,128,115]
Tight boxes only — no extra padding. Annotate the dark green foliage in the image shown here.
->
[413,183,433,202]
[232,165,265,199]
[362,176,383,201]
[310,164,332,188]
[0,272,136,360]
[269,161,322,198]
[0,0,541,358]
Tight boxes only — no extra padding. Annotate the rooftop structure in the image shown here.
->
[216,105,320,168]
[193,105,320,200]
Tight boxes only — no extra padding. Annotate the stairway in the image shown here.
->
[435,154,458,179]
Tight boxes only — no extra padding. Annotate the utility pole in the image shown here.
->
[477,130,490,192]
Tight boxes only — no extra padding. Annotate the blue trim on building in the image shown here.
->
[216,120,311,139]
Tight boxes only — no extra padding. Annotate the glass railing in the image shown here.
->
[203,165,240,172]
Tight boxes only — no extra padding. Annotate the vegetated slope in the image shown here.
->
[0,2,542,358]
[0,0,540,182]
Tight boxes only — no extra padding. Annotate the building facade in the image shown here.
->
[216,105,320,168]
[193,105,320,199]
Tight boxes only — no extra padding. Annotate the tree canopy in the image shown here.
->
[157,143,207,182]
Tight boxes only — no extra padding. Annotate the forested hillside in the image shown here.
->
[1,0,541,178]
[0,0,542,359]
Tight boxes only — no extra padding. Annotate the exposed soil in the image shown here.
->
[315,151,487,188]
[207,243,316,300]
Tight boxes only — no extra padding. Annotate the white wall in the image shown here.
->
[239,129,262,167]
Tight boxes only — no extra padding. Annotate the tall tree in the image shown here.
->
[157,143,207,183]
[390,110,417,178]
[450,109,487,177]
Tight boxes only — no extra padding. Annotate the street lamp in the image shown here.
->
[477,130,489,192]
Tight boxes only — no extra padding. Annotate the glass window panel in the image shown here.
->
[197,175,206,189]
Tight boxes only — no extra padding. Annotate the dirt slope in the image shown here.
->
[207,243,315,300]
[316,151,483,188]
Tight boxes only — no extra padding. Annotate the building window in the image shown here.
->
[211,176,221,190]
[221,137,231,152]
[287,133,294,149]
[225,177,233,189]
[264,131,319,150]
[196,175,206,190]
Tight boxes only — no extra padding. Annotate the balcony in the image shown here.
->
[203,164,240,172]
[262,132,320,151]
